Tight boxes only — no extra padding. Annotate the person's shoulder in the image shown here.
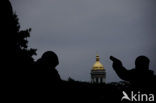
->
[128,69,139,75]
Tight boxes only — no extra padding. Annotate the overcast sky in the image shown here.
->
[11,0,156,83]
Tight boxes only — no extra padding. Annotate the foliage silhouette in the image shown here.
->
[5,0,36,85]
[7,1,37,80]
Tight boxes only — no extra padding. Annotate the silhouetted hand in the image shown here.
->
[110,56,122,69]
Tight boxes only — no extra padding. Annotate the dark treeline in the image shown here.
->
[6,0,155,102]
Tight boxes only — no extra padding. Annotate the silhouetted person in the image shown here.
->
[110,56,156,88]
[36,51,61,86]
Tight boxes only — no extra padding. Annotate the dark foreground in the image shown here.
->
[14,80,156,103]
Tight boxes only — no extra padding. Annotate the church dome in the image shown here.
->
[92,55,104,70]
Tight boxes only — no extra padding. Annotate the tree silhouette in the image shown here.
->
[5,0,37,79]
[15,15,36,68]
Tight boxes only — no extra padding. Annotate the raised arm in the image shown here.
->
[110,56,130,81]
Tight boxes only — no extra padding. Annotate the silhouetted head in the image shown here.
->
[41,51,59,68]
[135,56,150,70]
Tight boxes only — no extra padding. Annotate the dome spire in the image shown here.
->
[96,53,100,61]
[92,54,104,70]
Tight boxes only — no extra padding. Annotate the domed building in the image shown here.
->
[91,54,106,83]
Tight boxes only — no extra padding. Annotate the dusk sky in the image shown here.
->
[11,0,156,82]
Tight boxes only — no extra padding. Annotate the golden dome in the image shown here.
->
[92,54,104,70]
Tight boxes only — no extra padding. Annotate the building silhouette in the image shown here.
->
[91,54,106,83]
